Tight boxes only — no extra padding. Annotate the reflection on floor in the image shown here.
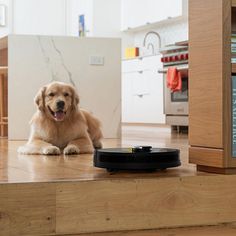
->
[121,124,189,166]
[0,124,205,183]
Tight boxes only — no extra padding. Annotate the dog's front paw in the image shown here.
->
[18,146,30,154]
[63,145,80,155]
[93,140,103,149]
[42,146,61,155]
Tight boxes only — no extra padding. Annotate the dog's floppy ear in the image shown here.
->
[34,86,46,111]
[71,86,79,109]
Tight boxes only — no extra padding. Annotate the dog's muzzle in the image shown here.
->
[48,106,66,121]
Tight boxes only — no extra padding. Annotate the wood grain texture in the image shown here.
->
[0,183,56,236]
[232,0,236,7]
[189,0,236,169]
[0,185,10,236]
[1,175,236,235]
[0,48,8,66]
[56,176,236,234]
[189,147,224,168]
[232,63,236,73]
[0,37,7,50]
[189,0,224,148]
[9,183,56,236]
[197,165,236,174]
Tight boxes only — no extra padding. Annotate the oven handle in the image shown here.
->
[158,66,189,74]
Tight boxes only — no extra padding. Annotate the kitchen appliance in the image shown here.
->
[158,42,189,127]
[94,146,180,172]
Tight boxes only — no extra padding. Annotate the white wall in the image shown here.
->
[0,0,188,44]
[0,0,13,38]
[67,0,122,38]
[0,0,123,38]
[93,0,121,38]
[66,0,94,36]
[13,0,66,35]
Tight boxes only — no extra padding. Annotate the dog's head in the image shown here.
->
[34,82,79,122]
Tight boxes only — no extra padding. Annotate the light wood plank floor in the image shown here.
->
[0,125,212,183]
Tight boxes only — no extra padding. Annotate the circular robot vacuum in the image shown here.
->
[94,146,181,172]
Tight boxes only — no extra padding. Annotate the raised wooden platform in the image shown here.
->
[1,125,236,236]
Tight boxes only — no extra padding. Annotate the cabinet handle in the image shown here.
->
[138,70,143,74]
[134,93,149,98]
[177,108,184,112]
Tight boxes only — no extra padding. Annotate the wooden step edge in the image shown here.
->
[52,223,236,236]
[189,146,224,168]
[3,176,236,235]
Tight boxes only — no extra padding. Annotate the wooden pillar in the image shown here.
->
[188,0,236,173]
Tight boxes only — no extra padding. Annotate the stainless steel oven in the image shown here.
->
[158,43,189,126]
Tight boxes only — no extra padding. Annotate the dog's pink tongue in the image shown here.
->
[54,111,65,121]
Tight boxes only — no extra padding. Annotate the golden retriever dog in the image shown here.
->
[18,82,103,155]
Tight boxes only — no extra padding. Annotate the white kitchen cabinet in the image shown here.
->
[121,0,183,31]
[122,55,165,124]
[121,0,147,30]
[148,0,182,24]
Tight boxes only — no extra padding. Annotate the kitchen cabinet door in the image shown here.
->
[148,0,182,24]
[132,70,165,123]
[122,58,143,73]
[122,69,165,124]
[121,0,147,31]
[122,72,142,123]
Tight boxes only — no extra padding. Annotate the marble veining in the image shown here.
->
[51,37,75,86]
[37,36,56,83]
[37,36,75,86]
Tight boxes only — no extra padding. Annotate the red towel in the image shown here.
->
[166,67,182,92]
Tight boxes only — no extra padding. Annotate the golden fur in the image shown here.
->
[18,82,103,155]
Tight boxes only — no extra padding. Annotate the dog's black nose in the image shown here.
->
[57,100,65,109]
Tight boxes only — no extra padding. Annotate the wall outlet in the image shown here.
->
[0,5,6,27]
[89,55,104,65]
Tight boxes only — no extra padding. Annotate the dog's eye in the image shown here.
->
[48,92,55,97]
[64,93,69,97]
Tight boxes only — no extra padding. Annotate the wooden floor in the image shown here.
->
[2,124,236,236]
[0,124,211,183]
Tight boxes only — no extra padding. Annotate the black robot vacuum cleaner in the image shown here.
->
[94,146,181,172]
